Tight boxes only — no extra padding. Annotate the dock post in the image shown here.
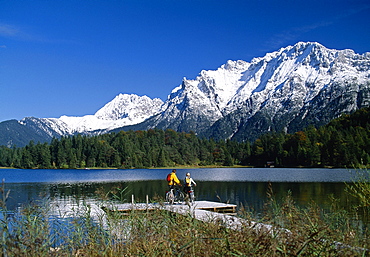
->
[146,195,149,207]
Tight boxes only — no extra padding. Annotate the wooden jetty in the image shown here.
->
[102,200,237,215]
[101,200,262,232]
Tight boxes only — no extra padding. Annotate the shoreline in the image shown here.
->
[0,165,356,170]
[0,165,251,170]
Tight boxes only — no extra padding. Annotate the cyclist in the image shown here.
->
[168,169,181,190]
[183,172,196,201]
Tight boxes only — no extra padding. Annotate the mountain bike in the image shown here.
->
[166,186,185,205]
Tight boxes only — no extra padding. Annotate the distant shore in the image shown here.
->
[0,165,354,170]
[0,165,252,170]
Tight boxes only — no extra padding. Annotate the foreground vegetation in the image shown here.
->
[0,107,369,169]
[0,170,369,256]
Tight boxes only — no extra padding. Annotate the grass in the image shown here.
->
[0,176,369,256]
[346,169,370,210]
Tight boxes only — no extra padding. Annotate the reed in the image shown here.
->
[0,183,368,256]
[346,168,370,212]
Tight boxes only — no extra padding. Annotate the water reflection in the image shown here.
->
[3,180,359,216]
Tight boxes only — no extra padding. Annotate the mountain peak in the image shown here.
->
[95,93,163,121]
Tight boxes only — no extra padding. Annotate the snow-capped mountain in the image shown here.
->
[142,60,253,133]
[1,42,369,147]
[132,42,370,141]
[18,94,164,139]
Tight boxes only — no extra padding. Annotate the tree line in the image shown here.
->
[0,107,369,169]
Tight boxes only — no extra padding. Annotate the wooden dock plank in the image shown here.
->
[103,200,237,214]
[102,200,261,232]
[102,200,250,232]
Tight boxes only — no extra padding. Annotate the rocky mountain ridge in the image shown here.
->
[128,42,370,141]
[1,42,369,147]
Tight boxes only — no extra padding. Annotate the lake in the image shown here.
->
[0,167,362,215]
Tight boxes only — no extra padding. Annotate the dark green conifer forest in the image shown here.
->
[0,107,369,169]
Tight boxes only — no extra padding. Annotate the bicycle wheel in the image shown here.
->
[177,191,185,204]
[166,190,175,205]
[190,191,195,203]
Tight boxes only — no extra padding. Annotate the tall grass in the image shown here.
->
[346,168,370,213]
[0,181,368,256]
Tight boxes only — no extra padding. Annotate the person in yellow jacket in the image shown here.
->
[168,169,181,190]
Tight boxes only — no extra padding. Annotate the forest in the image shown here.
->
[0,107,369,169]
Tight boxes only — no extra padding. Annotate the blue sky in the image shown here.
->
[0,0,369,122]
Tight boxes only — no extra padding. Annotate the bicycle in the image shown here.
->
[166,186,185,205]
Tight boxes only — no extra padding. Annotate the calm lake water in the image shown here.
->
[0,168,362,215]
